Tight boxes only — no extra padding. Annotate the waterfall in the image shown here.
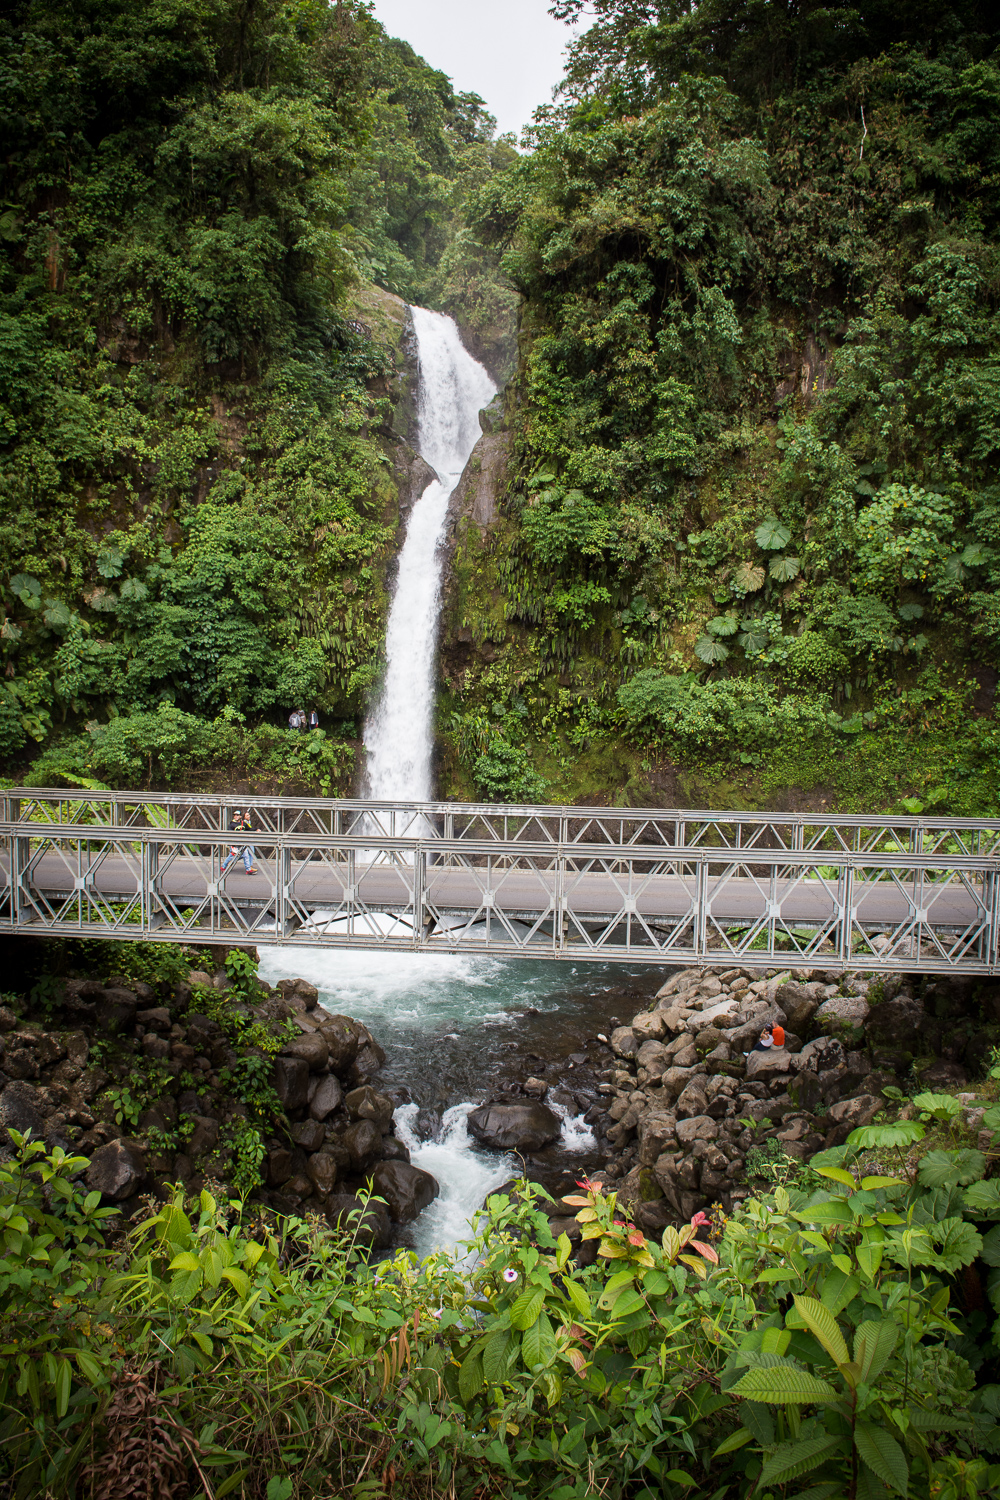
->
[364,307,496,803]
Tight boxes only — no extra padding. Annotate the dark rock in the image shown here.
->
[280,1032,330,1073]
[266,1147,294,1186]
[137,1007,172,1034]
[137,1106,169,1135]
[291,1118,326,1153]
[345,1086,394,1132]
[324,1194,391,1249]
[141,1034,171,1061]
[95,988,138,1032]
[745,1050,793,1083]
[370,1161,439,1223]
[277,977,319,1011]
[172,1152,193,1182]
[349,1044,385,1087]
[308,1075,343,1121]
[415,1109,440,1141]
[610,1027,638,1059]
[86,1140,146,1201]
[919,1060,969,1089]
[866,994,926,1052]
[272,1056,310,1111]
[379,1136,411,1163]
[0,1080,46,1143]
[4,1049,38,1080]
[317,1016,360,1072]
[0,1006,17,1033]
[306,1151,338,1195]
[343,1118,382,1171]
[187,1116,220,1157]
[676,1115,719,1144]
[827,1095,881,1130]
[466,1102,561,1151]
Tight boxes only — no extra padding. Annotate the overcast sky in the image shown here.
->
[370,0,579,140]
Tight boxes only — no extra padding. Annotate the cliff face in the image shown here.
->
[432,18,1000,816]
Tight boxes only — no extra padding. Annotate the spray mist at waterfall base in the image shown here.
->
[257,945,663,1257]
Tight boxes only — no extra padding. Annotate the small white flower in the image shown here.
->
[502,1267,519,1284]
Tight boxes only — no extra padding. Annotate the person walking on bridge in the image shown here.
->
[221,810,257,876]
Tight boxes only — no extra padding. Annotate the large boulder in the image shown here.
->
[632,1012,668,1042]
[86,1140,146,1201]
[610,1027,639,1059]
[865,994,926,1053]
[324,1194,391,1248]
[0,1080,46,1144]
[280,1032,330,1072]
[318,1016,361,1073]
[277,977,319,1011]
[466,1102,561,1151]
[676,1115,719,1144]
[343,1118,383,1171]
[306,1151,338,1196]
[272,1056,310,1111]
[345,1086,394,1132]
[370,1161,439,1223]
[308,1075,344,1121]
[744,1050,793,1084]
[94,987,138,1032]
[815,995,870,1032]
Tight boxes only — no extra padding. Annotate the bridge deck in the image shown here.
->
[2,790,998,972]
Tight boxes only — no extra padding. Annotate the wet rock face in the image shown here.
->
[370,1161,439,1223]
[86,1140,146,1201]
[0,1080,47,1143]
[466,1102,562,1151]
[273,1056,310,1111]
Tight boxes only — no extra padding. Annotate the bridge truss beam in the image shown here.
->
[2,790,999,972]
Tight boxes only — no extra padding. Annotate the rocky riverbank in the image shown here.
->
[480,959,1000,1246]
[0,960,434,1250]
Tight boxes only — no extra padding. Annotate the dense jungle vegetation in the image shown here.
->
[0,0,514,795]
[2,935,1000,1500]
[440,0,1000,812]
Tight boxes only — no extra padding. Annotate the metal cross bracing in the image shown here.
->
[2,788,1000,973]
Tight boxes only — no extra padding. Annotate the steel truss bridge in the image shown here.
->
[2,789,1000,974]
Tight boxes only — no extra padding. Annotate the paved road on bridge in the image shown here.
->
[7,849,982,930]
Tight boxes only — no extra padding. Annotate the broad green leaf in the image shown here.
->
[815,1167,856,1188]
[933,1218,982,1272]
[608,1289,645,1320]
[981,1226,1000,1267]
[756,1266,798,1283]
[735,561,765,592]
[169,1251,201,1273]
[522,1311,554,1369]
[860,1176,903,1191]
[458,1348,485,1402]
[769,554,801,582]
[509,1288,545,1330]
[760,1434,842,1487]
[564,1280,591,1319]
[74,1350,106,1385]
[732,1366,839,1405]
[713,1427,753,1456]
[854,1320,898,1384]
[793,1295,849,1367]
[694,634,729,665]
[855,1421,909,1495]
[912,1091,962,1120]
[741,1400,774,1445]
[756,517,792,550]
[917,1149,985,1189]
[848,1122,925,1151]
[964,1180,1000,1218]
[53,1357,72,1419]
[761,1327,791,1355]
[482,1330,512,1383]
[820,1267,860,1315]
[707,614,739,636]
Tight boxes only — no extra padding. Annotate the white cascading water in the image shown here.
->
[364,306,496,804]
[260,309,599,1258]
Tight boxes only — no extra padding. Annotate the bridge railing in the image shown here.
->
[2,789,999,972]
